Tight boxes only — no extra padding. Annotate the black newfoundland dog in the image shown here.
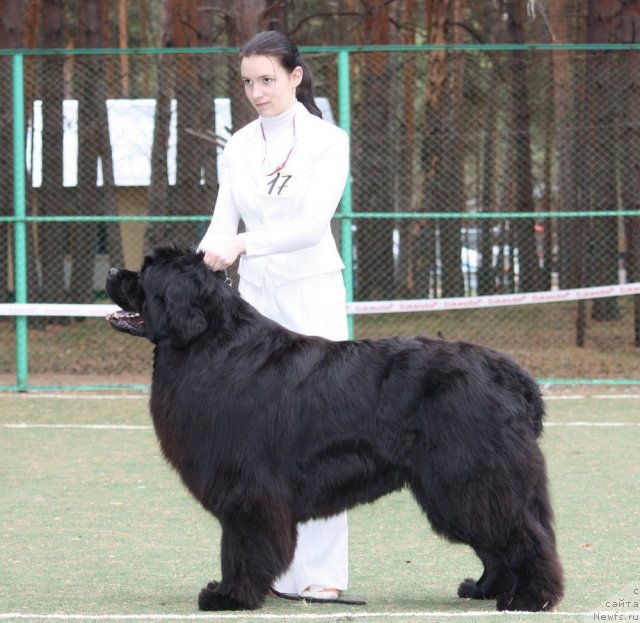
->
[106,245,563,612]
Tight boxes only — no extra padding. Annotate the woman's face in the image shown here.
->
[240,54,302,117]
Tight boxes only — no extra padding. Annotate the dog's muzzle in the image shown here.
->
[107,310,146,337]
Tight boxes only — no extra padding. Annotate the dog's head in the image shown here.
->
[106,246,229,347]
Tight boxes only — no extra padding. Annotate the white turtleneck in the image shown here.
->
[259,103,298,174]
[199,101,350,287]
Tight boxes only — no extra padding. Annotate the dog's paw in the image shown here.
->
[496,592,550,612]
[198,581,245,611]
[458,578,481,599]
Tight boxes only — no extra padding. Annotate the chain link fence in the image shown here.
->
[1,46,639,387]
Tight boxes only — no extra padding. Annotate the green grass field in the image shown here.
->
[1,391,639,623]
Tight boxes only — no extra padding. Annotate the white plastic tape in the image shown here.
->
[1,282,639,318]
[344,282,640,315]
[0,303,118,317]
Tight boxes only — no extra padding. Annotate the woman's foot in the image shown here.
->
[300,585,342,600]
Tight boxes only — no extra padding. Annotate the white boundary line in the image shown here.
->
[544,421,640,427]
[3,421,638,431]
[544,394,640,400]
[1,421,638,431]
[0,394,148,400]
[2,423,151,430]
[1,612,635,621]
[591,394,640,399]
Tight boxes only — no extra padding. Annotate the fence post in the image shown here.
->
[337,49,355,339]
[12,52,28,392]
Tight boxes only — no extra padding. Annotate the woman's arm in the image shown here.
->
[198,151,245,270]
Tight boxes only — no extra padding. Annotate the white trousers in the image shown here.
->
[239,270,349,594]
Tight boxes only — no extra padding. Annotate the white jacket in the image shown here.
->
[199,102,349,287]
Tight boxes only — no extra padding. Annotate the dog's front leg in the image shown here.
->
[199,509,297,611]
[198,580,245,611]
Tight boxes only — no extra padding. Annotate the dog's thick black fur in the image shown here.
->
[106,245,563,612]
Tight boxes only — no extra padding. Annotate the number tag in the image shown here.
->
[260,171,296,197]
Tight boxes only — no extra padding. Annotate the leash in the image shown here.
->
[270,587,366,606]
[223,269,233,287]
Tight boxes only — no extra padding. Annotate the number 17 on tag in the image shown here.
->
[265,172,294,197]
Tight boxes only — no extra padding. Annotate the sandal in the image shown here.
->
[299,585,342,600]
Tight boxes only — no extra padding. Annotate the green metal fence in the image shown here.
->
[1,44,640,391]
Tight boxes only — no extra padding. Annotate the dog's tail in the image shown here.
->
[497,353,546,438]
[527,377,546,438]
[515,362,546,438]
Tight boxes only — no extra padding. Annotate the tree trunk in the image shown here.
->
[550,0,582,290]
[394,0,421,298]
[73,1,101,304]
[265,0,288,31]
[476,16,500,296]
[477,98,497,296]
[586,0,622,321]
[227,0,267,132]
[37,0,67,316]
[439,0,466,298]
[422,0,448,298]
[616,4,640,344]
[118,0,130,96]
[352,2,395,300]
[145,0,177,249]
[421,0,466,299]
[72,0,123,303]
[139,0,153,94]
[172,0,217,248]
[505,0,543,293]
[540,70,553,289]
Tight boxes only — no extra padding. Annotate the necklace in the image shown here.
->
[260,114,296,176]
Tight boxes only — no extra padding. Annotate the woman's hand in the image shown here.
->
[202,236,246,271]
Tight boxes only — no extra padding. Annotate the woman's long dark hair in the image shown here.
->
[240,31,323,118]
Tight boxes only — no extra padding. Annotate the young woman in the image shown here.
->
[198,30,350,599]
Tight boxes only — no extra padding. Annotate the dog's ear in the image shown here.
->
[144,272,209,347]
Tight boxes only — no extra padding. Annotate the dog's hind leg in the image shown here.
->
[493,507,564,612]
[411,463,563,612]
[458,548,515,601]
[490,467,564,612]
[458,524,562,612]
[198,506,297,611]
